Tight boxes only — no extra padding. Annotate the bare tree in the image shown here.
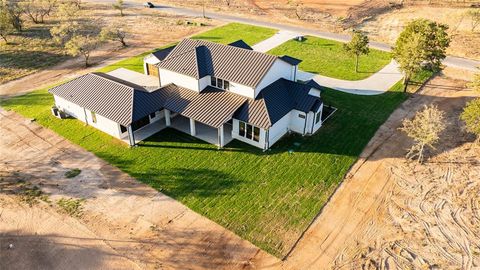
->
[399,105,446,163]
[112,0,124,16]
[21,0,56,23]
[65,34,101,67]
[467,9,480,32]
[0,5,15,42]
[100,25,127,47]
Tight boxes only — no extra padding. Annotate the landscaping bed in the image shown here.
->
[268,36,392,80]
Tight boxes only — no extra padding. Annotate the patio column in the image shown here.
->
[218,125,224,148]
[165,109,171,127]
[127,125,135,147]
[190,118,196,136]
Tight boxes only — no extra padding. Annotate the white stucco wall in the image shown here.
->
[159,69,199,91]
[288,110,307,134]
[231,119,266,149]
[254,59,293,97]
[54,95,122,138]
[268,112,291,146]
[227,81,255,98]
[198,76,211,92]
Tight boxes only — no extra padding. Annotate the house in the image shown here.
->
[49,38,325,150]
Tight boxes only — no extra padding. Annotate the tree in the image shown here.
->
[0,6,15,43]
[393,19,450,92]
[461,98,480,142]
[21,0,56,24]
[100,25,127,47]
[65,34,101,67]
[112,0,124,16]
[2,0,23,31]
[343,30,370,73]
[399,104,446,163]
[467,72,480,94]
[50,1,82,45]
[467,9,480,32]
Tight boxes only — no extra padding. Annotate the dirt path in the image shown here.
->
[283,73,477,269]
[0,109,281,270]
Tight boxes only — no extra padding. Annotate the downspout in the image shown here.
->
[302,113,307,135]
[265,129,270,151]
[83,108,88,125]
[311,112,315,134]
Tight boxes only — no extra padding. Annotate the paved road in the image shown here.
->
[94,0,480,72]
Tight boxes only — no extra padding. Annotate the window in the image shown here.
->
[253,127,260,142]
[238,121,260,142]
[298,114,306,119]
[150,112,156,119]
[246,124,252,139]
[315,112,321,124]
[211,77,230,91]
[120,125,127,133]
[239,121,245,137]
[91,111,97,123]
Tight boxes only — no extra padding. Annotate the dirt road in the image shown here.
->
[283,73,478,269]
[0,109,281,270]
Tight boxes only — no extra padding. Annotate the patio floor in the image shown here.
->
[121,115,233,147]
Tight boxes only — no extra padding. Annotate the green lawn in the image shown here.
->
[0,22,433,257]
[268,36,392,81]
[0,83,415,258]
[191,22,277,45]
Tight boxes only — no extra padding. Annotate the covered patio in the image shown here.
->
[170,115,233,146]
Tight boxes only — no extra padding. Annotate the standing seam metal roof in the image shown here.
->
[157,39,279,88]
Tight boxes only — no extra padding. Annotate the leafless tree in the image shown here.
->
[21,0,57,23]
[399,105,446,163]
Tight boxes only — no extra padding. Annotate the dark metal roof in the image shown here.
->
[234,79,322,129]
[152,45,176,61]
[279,55,302,66]
[160,85,247,128]
[228,40,253,50]
[305,79,327,92]
[48,73,164,126]
[157,39,278,88]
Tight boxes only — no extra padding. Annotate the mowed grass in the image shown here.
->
[268,36,392,81]
[1,82,415,257]
[191,22,277,45]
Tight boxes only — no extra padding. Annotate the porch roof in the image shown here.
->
[159,85,247,128]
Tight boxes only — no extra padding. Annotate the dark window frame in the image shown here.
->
[211,76,217,87]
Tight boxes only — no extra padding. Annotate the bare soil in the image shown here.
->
[282,72,479,269]
[0,109,281,270]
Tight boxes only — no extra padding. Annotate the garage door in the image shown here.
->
[147,64,159,78]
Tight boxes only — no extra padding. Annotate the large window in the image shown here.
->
[211,76,230,91]
[238,121,260,142]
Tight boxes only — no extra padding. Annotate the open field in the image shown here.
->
[0,64,435,256]
[268,36,392,80]
[282,72,479,268]
[0,2,216,85]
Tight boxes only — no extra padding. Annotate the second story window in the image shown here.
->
[211,76,230,91]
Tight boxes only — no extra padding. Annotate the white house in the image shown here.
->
[49,38,325,150]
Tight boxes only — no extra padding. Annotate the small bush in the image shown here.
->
[65,168,81,178]
[20,185,50,206]
[57,198,85,217]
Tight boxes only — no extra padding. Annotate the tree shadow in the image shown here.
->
[0,50,68,70]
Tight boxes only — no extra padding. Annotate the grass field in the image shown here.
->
[268,36,392,81]
[0,81,420,257]
[0,22,432,257]
[191,22,277,45]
